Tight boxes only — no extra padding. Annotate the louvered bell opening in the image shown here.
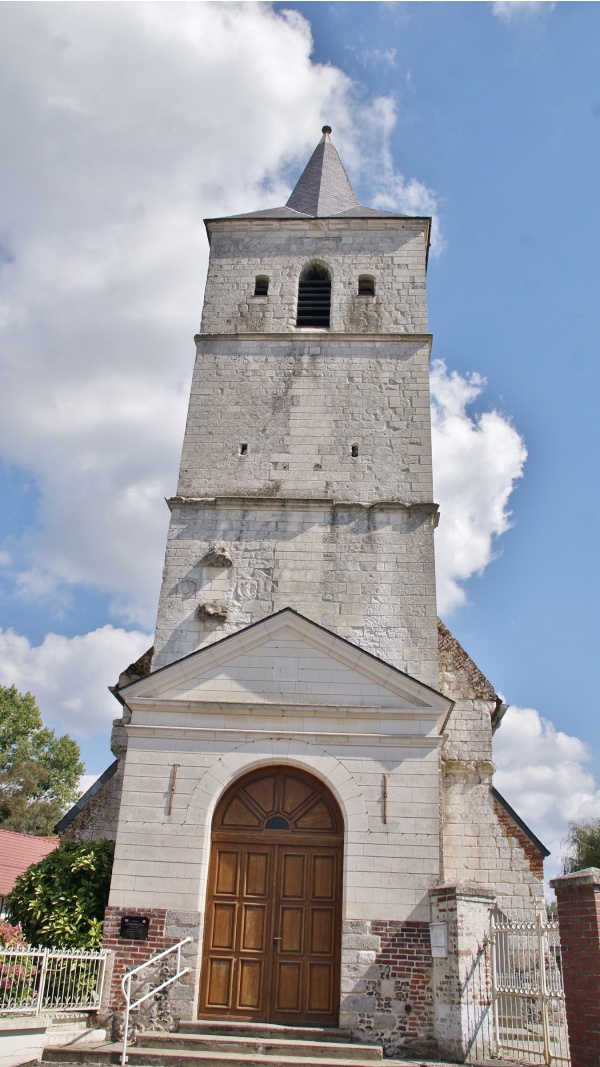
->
[296,269,331,329]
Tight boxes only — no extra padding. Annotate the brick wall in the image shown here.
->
[551,869,600,1067]
[492,795,544,879]
[103,906,173,1010]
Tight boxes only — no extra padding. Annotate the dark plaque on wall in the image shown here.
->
[119,915,149,940]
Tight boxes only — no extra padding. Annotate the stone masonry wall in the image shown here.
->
[153,499,438,683]
[340,919,436,1059]
[201,218,428,336]
[178,339,434,504]
[60,762,123,842]
[438,622,545,916]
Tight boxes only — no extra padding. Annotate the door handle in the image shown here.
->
[273,937,282,942]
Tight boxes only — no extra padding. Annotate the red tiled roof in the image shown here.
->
[0,828,59,897]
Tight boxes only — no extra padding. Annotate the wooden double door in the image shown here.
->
[199,768,343,1026]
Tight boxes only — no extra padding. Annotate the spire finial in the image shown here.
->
[322,125,332,135]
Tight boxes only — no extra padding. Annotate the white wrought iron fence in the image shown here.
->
[0,946,108,1014]
[491,913,570,1066]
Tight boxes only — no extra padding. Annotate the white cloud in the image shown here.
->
[492,2,555,23]
[431,360,527,615]
[362,96,445,254]
[494,705,600,884]
[78,773,101,797]
[0,625,151,740]
[0,2,442,630]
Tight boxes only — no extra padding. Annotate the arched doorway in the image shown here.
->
[199,766,344,1025]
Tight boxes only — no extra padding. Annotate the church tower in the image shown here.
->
[153,127,439,686]
[89,130,547,1063]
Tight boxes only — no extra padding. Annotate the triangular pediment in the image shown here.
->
[119,610,451,721]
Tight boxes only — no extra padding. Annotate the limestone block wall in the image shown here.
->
[177,338,434,503]
[108,736,441,920]
[153,500,438,685]
[106,730,441,1051]
[200,218,428,336]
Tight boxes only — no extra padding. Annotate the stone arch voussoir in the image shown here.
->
[185,738,366,837]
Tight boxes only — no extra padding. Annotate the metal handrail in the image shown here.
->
[120,937,192,1066]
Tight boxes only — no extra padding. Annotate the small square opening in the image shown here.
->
[239,443,248,456]
[351,444,359,458]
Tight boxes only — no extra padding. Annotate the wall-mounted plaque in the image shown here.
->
[120,915,149,940]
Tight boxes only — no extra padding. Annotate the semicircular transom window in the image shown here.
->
[296,264,331,329]
[215,768,342,835]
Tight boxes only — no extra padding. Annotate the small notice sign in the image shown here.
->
[120,915,150,940]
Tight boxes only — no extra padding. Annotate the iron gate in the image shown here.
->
[491,914,570,1065]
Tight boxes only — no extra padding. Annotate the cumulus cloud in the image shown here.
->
[431,360,527,615]
[494,705,600,883]
[0,2,442,630]
[492,1,555,23]
[362,96,445,254]
[0,625,151,740]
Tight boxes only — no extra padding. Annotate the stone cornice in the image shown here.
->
[204,215,431,235]
[194,331,433,346]
[167,496,439,516]
[123,722,443,747]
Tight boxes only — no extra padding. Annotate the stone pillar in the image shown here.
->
[550,867,600,1067]
[429,883,496,1063]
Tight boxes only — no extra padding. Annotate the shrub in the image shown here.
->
[5,839,115,947]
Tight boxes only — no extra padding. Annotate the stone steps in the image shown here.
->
[137,1030,382,1060]
[179,1023,352,1044]
[43,1044,397,1067]
[42,1020,392,1067]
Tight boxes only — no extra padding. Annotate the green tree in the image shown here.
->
[5,839,115,947]
[563,818,600,873]
[0,684,83,835]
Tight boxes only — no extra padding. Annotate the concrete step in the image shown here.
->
[179,1023,352,1044]
[140,1031,382,1060]
[45,1023,108,1050]
[43,1044,413,1067]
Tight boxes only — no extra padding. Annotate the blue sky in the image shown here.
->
[0,1,598,879]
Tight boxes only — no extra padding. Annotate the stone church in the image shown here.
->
[60,129,548,1060]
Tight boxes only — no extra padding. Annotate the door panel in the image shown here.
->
[308,963,333,1013]
[245,852,269,896]
[200,768,343,1025]
[205,957,232,1008]
[271,846,341,1024]
[282,853,305,898]
[310,908,334,954]
[212,904,235,949]
[280,907,303,952]
[215,851,238,895]
[238,959,263,1009]
[276,961,302,1011]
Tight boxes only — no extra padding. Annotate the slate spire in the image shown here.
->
[286,126,360,217]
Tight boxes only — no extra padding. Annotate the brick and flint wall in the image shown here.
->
[103,906,199,1035]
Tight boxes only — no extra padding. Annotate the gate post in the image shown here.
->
[550,867,600,1067]
[429,884,496,1063]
